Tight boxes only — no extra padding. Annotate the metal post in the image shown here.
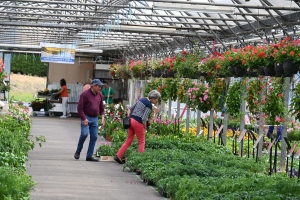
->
[222,113,228,146]
[239,89,246,157]
[186,107,190,134]
[168,99,172,119]
[196,110,201,135]
[208,109,214,142]
[280,77,291,171]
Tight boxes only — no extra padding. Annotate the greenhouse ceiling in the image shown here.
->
[0,0,300,58]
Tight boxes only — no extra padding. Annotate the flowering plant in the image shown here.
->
[174,50,204,78]
[261,78,286,125]
[155,56,176,71]
[0,58,8,92]
[177,78,192,103]
[243,46,270,70]
[37,88,50,96]
[223,48,245,69]
[30,98,54,111]
[271,37,300,64]
[128,60,144,78]
[109,63,131,79]
[245,78,264,114]
[186,81,212,112]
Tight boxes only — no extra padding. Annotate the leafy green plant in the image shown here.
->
[290,81,300,121]
[96,144,116,156]
[225,80,243,117]
[0,167,35,200]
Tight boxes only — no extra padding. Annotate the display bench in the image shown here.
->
[46,84,83,114]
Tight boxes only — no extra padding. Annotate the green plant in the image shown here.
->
[262,78,286,125]
[0,167,35,200]
[29,98,54,111]
[209,78,226,112]
[96,144,115,156]
[225,81,243,117]
[186,81,212,112]
[245,78,264,114]
[290,81,300,121]
[287,129,300,142]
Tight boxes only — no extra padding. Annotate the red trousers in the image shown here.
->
[117,118,145,157]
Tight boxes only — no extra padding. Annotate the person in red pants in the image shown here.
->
[114,90,161,164]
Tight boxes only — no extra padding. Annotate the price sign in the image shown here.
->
[295,148,300,159]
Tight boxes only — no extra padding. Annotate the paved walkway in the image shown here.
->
[27,117,165,200]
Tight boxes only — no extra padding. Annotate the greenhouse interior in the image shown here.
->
[2,0,300,199]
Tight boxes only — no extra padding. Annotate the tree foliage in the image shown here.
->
[11,54,47,77]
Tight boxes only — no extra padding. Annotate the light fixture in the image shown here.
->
[111,25,177,34]
[153,3,236,14]
[153,3,235,14]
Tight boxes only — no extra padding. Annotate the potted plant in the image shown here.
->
[224,48,246,77]
[244,45,269,76]
[174,50,203,78]
[128,60,144,78]
[245,79,264,114]
[261,78,286,125]
[153,56,176,77]
[225,81,243,117]
[272,37,300,75]
[30,98,54,111]
[186,81,212,112]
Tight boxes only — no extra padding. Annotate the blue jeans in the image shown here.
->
[76,115,98,158]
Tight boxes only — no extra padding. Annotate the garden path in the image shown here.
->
[27,117,165,200]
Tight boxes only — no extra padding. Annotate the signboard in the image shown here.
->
[40,43,75,64]
[253,134,264,149]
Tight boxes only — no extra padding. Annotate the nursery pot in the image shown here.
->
[166,70,176,78]
[198,71,208,77]
[162,70,168,78]
[258,66,265,76]
[153,69,162,77]
[264,66,276,76]
[247,70,258,77]
[283,60,298,75]
[274,63,284,76]
[229,66,236,76]
[234,67,247,77]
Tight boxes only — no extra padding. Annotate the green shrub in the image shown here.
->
[0,167,35,200]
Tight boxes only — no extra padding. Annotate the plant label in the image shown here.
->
[215,125,223,138]
[237,130,246,143]
[253,134,264,149]
[288,142,298,157]
[267,138,276,153]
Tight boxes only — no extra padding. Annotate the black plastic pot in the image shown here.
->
[283,60,298,75]
[153,69,162,77]
[229,66,236,76]
[235,67,247,77]
[264,66,276,76]
[274,63,284,76]
[258,66,265,76]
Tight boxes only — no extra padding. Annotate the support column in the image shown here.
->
[196,110,201,135]
[208,109,214,142]
[222,113,229,146]
[176,99,180,119]
[258,78,265,157]
[280,77,291,171]
[186,107,190,134]
[168,99,172,119]
[239,88,246,156]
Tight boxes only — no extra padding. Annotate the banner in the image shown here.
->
[40,43,75,64]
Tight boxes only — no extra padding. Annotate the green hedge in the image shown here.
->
[11,54,47,77]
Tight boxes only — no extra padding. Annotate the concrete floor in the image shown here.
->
[27,117,165,200]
